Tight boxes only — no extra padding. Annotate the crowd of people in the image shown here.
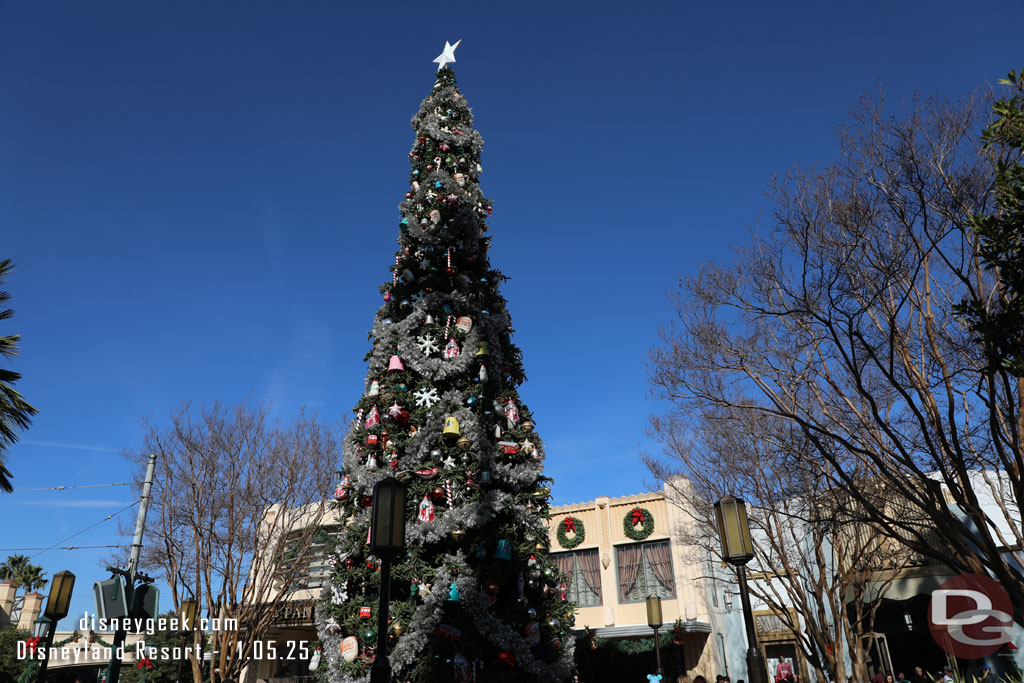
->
[669,660,1000,683]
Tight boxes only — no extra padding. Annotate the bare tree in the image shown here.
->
[649,86,1024,622]
[119,401,340,683]
[647,408,911,683]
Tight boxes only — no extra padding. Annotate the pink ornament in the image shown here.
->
[505,400,520,427]
[388,402,404,420]
[368,405,385,428]
[444,338,460,359]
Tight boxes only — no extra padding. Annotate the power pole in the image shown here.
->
[105,453,157,683]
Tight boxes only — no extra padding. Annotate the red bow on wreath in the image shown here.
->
[137,657,153,670]
[25,636,40,654]
[630,508,645,526]
[563,517,576,533]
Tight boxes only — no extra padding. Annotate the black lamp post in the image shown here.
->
[646,594,664,677]
[175,598,198,683]
[369,477,407,683]
[36,569,76,682]
[714,496,768,683]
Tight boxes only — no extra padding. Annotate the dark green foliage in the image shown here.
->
[958,70,1024,374]
[0,259,37,493]
[0,627,33,682]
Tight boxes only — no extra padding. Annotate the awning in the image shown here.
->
[583,619,712,639]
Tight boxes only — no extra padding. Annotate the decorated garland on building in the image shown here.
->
[623,507,655,541]
[557,515,585,549]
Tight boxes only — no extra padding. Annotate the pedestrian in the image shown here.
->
[911,667,928,683]
[942,666,955,683]
[886,673,896,683]
[776,657,794,682]
[694,675,708,683]
[978,665,995,683]
[897,673,906,682]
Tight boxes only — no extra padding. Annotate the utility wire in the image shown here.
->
[13,483,132,491]
[29,500,140,560]
[0,545,127,551]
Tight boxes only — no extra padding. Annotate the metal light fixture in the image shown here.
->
[370,477,407,556]
[646,594,664,677]
[37,570,76,682]
[714,495,755,565]
[370,477,407,683]
[33,615,50,639]
[176,598,199,683]
[44,570,76,619]
[180,598,198,632]
[714,496,768,683]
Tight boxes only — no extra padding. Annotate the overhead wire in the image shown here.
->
[28,500,140,560]
[13,483,132,491]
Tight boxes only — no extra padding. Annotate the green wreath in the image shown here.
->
[623,507,655,541]
[557,516,585,549]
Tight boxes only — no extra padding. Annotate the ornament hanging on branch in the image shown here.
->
[416,335,440,355]
[418,495,436,523]
[413,386,440,407]
[366,405,380,428]
[505,399,520,427]
[444,338,461,359]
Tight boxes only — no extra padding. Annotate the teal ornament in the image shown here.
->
[398,382,407,391]
[413,169,419,176]
[400,299,410,308]
[480,471,492,486]
[466,396,476,406]
[410,582,419,595]
[494,538,511,561]
[442,304,453,313]
[447,582,460,602]
[400,218,409,226]
[475,544,487,559]
[363,627,376,642]
[435,181,442,188]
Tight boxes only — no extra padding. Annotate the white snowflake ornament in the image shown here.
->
[413,386,440,408]
[416,335,440,355]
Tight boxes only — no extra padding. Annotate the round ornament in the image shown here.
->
[557,516,585,549]
[623,507,655,541]
[523,621,540,646]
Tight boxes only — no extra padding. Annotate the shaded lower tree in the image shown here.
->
[649,83,1024,625]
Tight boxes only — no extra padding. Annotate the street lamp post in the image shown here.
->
[368,477,407,683]
[714,496,768,683]
[36,570,77,683]
[175,598,198,683]
[646,594,664,677]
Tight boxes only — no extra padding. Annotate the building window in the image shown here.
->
[616,540,675,602]
[551,548,602,606]
[277,525,342,591]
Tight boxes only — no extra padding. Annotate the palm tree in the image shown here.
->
[0,554,47,592]
[0,259,38,493]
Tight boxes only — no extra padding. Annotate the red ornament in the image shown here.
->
[360,606,372,618]
[365,434,379,448]
[136,657,153,670]
[496,651,516,667]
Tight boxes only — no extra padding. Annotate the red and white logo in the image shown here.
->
[928,574,1015,658]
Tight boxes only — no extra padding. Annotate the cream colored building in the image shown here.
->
[548,488,724,680]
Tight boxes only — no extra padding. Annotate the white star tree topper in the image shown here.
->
[433,39,462,71]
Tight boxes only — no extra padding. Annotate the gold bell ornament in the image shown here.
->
[442,416,461,441]
[476,341,490,357]
[457,437,472,451]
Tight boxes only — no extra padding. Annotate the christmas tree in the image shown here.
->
[315,43,574,683]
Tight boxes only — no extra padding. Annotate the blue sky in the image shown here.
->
[1,0,1022,627]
